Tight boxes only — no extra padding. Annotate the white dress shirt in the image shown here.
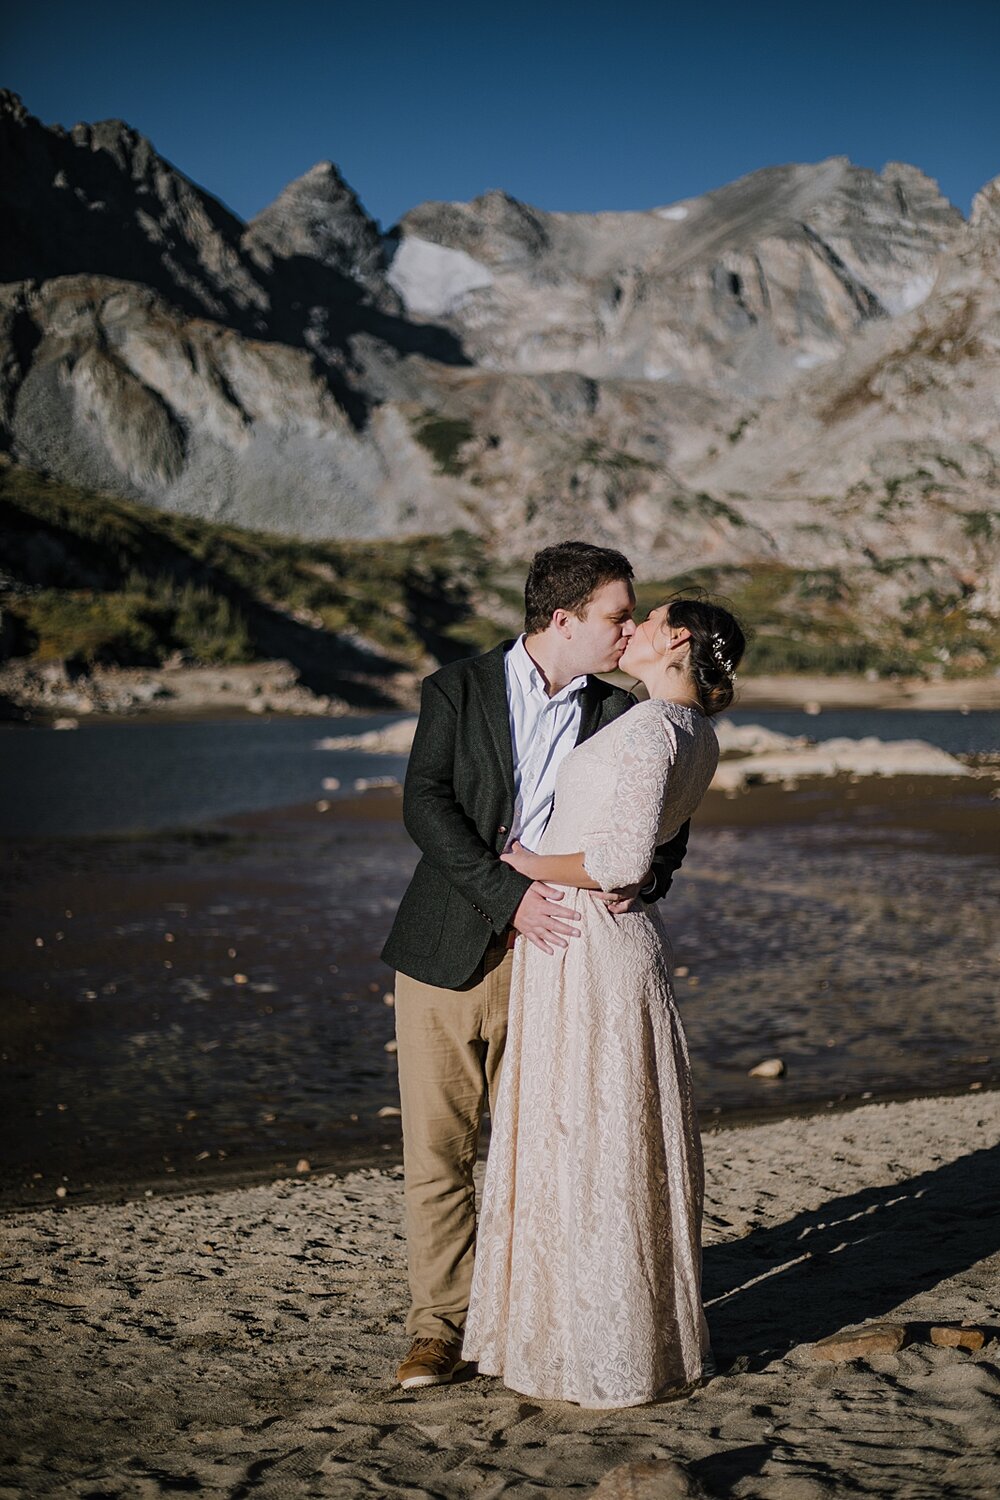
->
[504,635,588,853]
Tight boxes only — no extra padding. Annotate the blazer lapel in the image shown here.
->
[476,641,516,804]
[575,677,606,745]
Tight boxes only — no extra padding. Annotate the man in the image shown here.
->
[381,541,690,1387]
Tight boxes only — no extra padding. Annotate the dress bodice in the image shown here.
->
[540,699,719,889]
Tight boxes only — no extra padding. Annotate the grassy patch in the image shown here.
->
[963,510,997,544]
[631,561,999,678]
[669,492,747,527]
[2,467,996,683]
[0,467,505,673]
[411,415,475,475]
[577,439,654,474]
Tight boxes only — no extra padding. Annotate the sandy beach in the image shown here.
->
[3,1088,998,1498]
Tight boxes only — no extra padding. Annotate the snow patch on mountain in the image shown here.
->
[387,236,494,317]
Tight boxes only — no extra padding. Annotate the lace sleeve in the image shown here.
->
[580,708,676,891]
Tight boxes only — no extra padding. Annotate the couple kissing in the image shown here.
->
[382,539,745,1408]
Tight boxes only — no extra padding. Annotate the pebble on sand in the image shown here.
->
[589,1457,705,1498]
[295,1159,311,1175]
[930,1325,987,1350]
[749,1058,786,1078]
[377,1106,402,1118]
[810,1322,908,1361]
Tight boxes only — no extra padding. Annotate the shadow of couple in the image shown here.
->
[701,1128,1000,1371]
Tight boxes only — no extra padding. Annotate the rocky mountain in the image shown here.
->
[390,160,962,397]
[1,89,997,658]
[0,90,269,327]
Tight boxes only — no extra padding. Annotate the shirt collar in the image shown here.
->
[509,635,588,704]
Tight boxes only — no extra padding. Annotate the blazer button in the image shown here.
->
[497,825,508,836]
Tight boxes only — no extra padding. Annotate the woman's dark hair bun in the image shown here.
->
[665,596,746,717]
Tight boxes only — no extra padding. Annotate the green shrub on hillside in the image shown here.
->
[411,415,475,475]
[1,467,996,682]
[16,590,165,667]
[0,467,503,674]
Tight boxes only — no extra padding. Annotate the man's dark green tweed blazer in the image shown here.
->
[380,640,690,989]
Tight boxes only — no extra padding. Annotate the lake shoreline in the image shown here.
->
[5,1077,997,1219]
[3,657,1000,727]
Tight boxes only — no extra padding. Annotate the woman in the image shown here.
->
[461,597,745,1408]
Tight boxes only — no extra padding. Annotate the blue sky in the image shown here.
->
[5,0,998,227]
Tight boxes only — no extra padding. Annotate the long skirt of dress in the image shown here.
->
[462,898,711,1408]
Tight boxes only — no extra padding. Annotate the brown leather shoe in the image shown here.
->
[396,1337,468,1389]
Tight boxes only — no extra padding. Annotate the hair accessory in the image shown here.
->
[710,631,736,679]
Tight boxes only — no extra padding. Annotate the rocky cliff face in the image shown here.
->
[0,90,996,635]
[0,90,269,327]
[390,160,963,398]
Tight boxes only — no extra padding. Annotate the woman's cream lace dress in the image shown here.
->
[462,699,719,1408]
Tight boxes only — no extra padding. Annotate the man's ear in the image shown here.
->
[551,608,573,638]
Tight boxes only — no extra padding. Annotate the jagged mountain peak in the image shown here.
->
[388,155,966,384]
[255,159,368,211]
[243,160,388,294]
[65,114,172,186]
[1,91,996,634]
[0,91,262,319]
[0,88,29,123]
[970,173,1000,231]
[879,159,954,198]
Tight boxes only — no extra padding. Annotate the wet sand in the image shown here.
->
[2,776,998,1211]
[2,1090,998,1498]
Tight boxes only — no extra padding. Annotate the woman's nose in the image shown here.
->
[622,618,637,636]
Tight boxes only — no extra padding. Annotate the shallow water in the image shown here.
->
[1,709,997,839]
[2,776,997,1208]
[726,707,1000,755]
[0,713,410,838]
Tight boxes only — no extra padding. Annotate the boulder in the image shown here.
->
[929,1325,987,1351]
[810,1322,908,1361]
[589,1458,707,1499]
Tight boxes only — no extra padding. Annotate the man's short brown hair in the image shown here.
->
[523,541,634,634]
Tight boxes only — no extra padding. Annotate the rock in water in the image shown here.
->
[810,1322,908,1361]
[749,1058,786,1078]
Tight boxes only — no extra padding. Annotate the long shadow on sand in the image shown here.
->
[703,1137,1000,1371]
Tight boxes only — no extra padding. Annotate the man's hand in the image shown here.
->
[512,881,581,955]
[590,881,643,916]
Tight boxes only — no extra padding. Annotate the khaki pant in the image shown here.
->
[394,935,515,1341]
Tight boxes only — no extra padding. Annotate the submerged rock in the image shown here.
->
[749,1058,786,1079]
